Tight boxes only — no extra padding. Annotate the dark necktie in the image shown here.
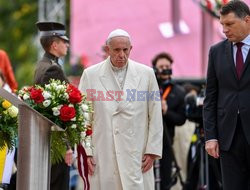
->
[236,42,244,78]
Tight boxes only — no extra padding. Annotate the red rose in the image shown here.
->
[30,88,44,103]
[59,105,76,121]
[86,129,92,136]
[67,84,77,92]
[69,90,82,103]
[67,84,82,103]
[222,0,229,4]
[206,0,212,10]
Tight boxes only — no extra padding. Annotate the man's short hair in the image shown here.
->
[40,36,61,52]
[220,0,250,18]
[152,52,174,67]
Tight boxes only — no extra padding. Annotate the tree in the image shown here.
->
[0,0,38,88]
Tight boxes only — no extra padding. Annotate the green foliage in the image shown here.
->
[50,132,67,163]
[0,0,76,89]
[0,98,18,151]
[0,1,38,89]
[16,62,36,87]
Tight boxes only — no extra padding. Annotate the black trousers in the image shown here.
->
[160,127,174,190]
[50,161,70,190]
[220,117,250,190]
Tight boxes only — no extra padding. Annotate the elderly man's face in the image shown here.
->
[106,36,132,68]
[220,12,250,42]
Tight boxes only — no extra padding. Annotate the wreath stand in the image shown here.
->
[0,88,63,190]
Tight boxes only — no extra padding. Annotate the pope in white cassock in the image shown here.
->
[78,29,163,190]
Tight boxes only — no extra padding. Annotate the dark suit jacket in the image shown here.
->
[163,83,186,140]
[34,52,68,85]
[203,39,250,151]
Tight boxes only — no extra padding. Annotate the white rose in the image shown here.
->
[57,105,63,109]
[81,104,89,112]
[43,100,51,107]
[7,106,18,118]
[52,83,57,88]
[64,93,69,99]
[69,104,74,107]
[56,85,64,91]
[83,113,90,121]
[52,107,58,112]
[52,107,60,116]
[53,110,60,116]
[42,91,51,99]
[23,94,30,100]
[71,124,77,129]
[71,117,76,121]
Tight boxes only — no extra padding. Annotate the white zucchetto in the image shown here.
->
[107,29,131,41]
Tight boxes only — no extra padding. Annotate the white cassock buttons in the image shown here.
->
[114,129,119,135]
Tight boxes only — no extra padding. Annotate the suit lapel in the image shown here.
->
[99,58,141,114]
[99,58,121,102]
[225,41,238,80]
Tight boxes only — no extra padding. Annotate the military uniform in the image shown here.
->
[34,21,70,190]
[34,52,68,85]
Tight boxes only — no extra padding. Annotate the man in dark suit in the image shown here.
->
[152,52,186,190]
[34,21,73,190]
[203,1,250,189]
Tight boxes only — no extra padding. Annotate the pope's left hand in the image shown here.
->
[64,148,73,166]
[142,154,157,173]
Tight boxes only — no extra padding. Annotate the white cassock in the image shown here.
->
[78,57,163,190]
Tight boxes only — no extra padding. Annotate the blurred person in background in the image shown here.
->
[0,50,18,92]
[0,70,12,92]
[171,83,200,190]
[101,45,109,60]
[34,21,73,190]
[152,52,186,190]
[203,1,250,189]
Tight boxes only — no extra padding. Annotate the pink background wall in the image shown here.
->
[71,0,250,78]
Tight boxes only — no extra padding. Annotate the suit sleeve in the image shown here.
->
[42,65,68,84]
[164,89,186,126]
[203,47,218,141]
[78,71,94,156]
[145,69,163,159]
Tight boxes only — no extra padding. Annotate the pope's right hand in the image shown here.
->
[87,156,96,175]
[205,141,219,159]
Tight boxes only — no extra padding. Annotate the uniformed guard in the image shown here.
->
[34,21,69,85]
[34,21,72,190]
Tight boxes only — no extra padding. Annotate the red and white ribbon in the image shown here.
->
[77,144,90,190]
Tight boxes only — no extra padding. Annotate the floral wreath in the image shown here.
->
[18,79,93,164]
[0,97,18,151]
[199,0,231,18]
